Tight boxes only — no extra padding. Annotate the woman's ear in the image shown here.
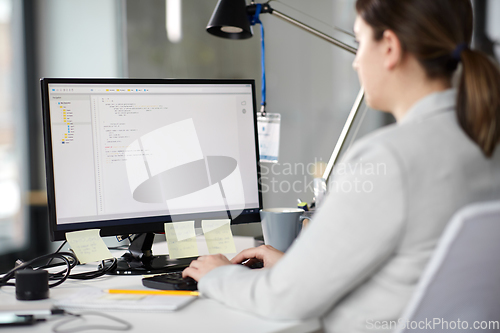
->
[382,29,403,70]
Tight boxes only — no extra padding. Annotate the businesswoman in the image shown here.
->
[184,0,500,332]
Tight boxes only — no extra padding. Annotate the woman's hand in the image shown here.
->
[182,245,284,281]
[182,254,231,281]
[230,245,284,268]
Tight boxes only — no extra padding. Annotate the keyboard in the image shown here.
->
[142,261,264,291]
[142,271,198,291]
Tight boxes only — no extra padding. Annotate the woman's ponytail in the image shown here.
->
[457,50,500,157]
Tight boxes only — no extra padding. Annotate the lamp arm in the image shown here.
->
[269,9,357,55]
[248,3,357,55]
[322,88,364,182]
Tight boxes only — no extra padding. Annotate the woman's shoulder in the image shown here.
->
[348,109,463,160]
[344,109,490,180]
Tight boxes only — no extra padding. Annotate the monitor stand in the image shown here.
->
[105,233,196,275]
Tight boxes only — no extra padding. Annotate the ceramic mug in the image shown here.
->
[260,208,305,252]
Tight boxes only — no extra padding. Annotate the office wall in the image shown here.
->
[32,0,126,249]
[126,0,386,226]
[34,0,126,190]
[258,0,385,208]
[36,0,125,78]
[0,0,29,259]
[126,0,260,79]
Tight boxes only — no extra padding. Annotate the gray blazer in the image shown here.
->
[198,89,500,333]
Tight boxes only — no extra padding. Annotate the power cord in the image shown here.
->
[0,246,129,332]
[0,252,118,288]
[51,311,132,333]
[0,252,77,288]
[48,240,119,278]
[46,241,69,267]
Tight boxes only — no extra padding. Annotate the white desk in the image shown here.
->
[0,236,321,333]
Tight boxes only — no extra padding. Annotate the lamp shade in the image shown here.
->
[206,0,253,39]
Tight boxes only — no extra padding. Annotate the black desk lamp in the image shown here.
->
[207,0,365,182]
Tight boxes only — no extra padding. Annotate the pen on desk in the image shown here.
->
[106,289,200,296]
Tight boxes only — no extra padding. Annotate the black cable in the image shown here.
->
[0,252,77,288]
[53,258,117,280]
[0,253,118,288]
[40,257,116,281]
[52,311,132,333]
[110,235,132,250]
[47,241,68,266]
[108,245,129,251]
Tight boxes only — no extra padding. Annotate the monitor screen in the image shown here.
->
[41,79,262,242]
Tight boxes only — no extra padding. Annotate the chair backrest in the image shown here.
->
[396,201,500,333]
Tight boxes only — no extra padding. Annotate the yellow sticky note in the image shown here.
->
[65,229,113,264]
[164,221,199,259]
[202,219,236,255]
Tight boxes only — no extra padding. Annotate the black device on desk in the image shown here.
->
[143,272,198,291]
[40,78,263,275]
[0,314,36,327]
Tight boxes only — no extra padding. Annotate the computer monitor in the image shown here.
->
[41,78,262,274]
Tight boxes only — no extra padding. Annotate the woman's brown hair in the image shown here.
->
[356,0,500,157]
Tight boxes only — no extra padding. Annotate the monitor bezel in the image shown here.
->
[41,78,263,241]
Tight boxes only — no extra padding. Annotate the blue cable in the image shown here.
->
[249,4,266,114]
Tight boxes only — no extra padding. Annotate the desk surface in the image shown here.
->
[0,236,321,333]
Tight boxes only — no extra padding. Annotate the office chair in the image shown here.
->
[396,200,500,333]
